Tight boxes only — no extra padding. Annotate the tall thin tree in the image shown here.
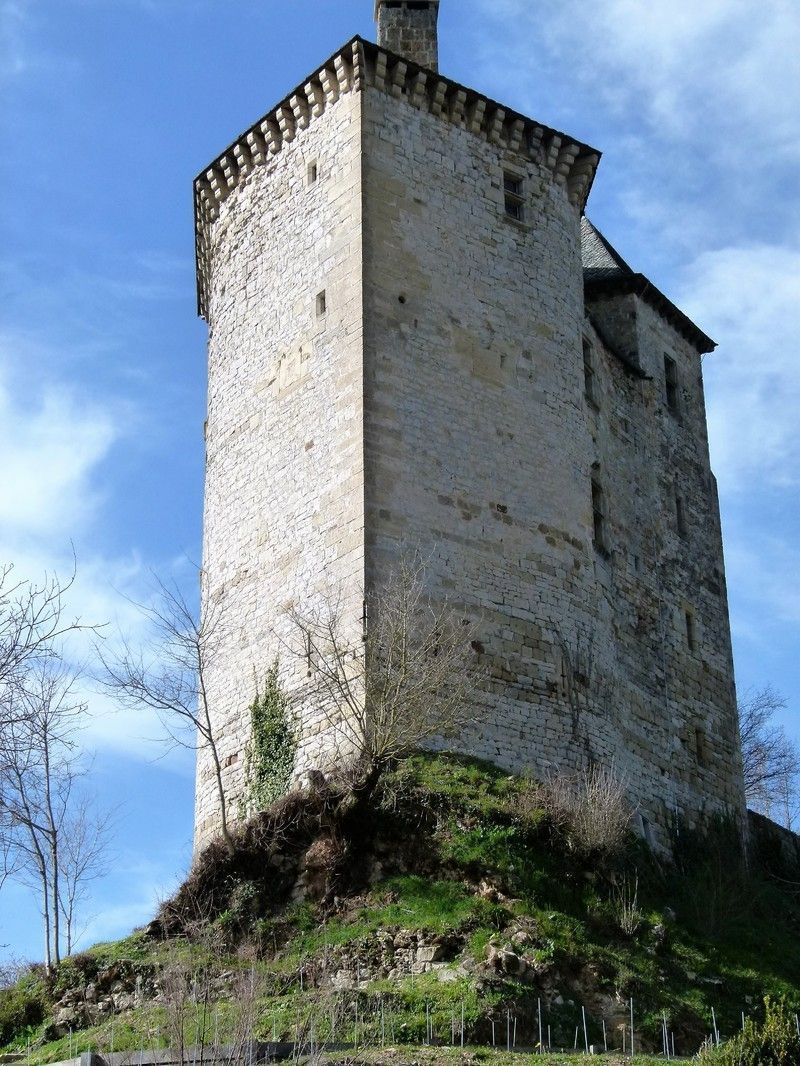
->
[0,664,85,969]
[99,573,234,854]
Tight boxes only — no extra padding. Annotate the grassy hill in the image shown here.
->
[2,753,800,1063]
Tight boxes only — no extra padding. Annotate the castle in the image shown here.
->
[193,0,747,853]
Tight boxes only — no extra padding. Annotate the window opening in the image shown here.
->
[664,355,680,414]
[503,172,525,222]
[591,478,607,554]
[307,161,318,185]
[316,291,327,317]
[675,493,687,537]
[583,338,597,408]
[695,728,708,768]
[685,609,696,652]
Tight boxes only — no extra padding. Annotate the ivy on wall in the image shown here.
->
[245,661,297,813]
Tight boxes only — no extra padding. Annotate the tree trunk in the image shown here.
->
[336,759,385,819]
[41,874,52,974]
[210,745,235,857]
[51,841,61,965]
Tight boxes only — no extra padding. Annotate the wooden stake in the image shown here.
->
[582,1006,589,1054]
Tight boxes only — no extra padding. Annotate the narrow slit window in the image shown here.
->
[591,478,607,554]
[695,728,708,768]
[316,290,327,317]
[583,338,597,408]
[685,609,696,652]
[675,493,687,537]
[664,355,680,414]
[307,161,318,185]
[503,172,525,222]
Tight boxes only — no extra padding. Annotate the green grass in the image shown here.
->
[325,1051,665,1066]
[2,752,800,1063]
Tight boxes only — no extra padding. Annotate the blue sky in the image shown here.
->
[1,0,798,961]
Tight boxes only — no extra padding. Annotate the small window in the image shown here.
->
[695,728,708,768]
[591,478,607,554]
[316,291,327,317]
[583,338,597,408]
[685,609,696,652]
[503,172,525,222]
[664,355,680,414]
[307,161,318,185]
[675,495,687,537]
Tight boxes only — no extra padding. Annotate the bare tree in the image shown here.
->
[0,663,86,970]
[0,832,18,892]
[58,801,114,956]
[738,686,800,825]
[286,554,483,803]
[98,573,235,854]
[0,561,87,699]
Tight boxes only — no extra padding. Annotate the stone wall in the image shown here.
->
[195,42,746,855]
[584,295,744,831]
[748,810,800,876]
[360,83,745,847]
[195,86,366,852]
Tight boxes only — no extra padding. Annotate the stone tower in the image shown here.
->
[375,0,440,70]
[193,3,747,853]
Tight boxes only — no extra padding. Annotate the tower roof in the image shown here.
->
[581,216,634,281]
[582,217,716,353]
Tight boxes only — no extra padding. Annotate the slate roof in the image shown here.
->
[581,216,634,281]
[581,216,716,354]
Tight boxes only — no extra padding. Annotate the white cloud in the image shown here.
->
[0,370,116,538]
[0,0,27,81]
[725,533,800,631]
[476,0,800,162]
[0,338,193,764]
[76,860,183,949]
[676,243,800,494]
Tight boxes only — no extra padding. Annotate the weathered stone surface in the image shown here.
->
[193,16,746,857]
[376,0,440,71]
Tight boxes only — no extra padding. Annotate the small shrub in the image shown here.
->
[613,874,643,936]
[697,997,800,1065]
[0,970,47,1047]
[538,763,633,858]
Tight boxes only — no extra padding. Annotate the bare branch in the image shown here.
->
[286,552,484,798]
[98,570,235,854]
[57,799,115,955]
[0,660,90,970]
[739,685,800,827]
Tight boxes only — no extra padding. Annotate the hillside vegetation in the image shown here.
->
[2,753,800,1063]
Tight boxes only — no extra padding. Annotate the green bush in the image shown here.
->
[697,998,800,1065]
[0,970,47,1047]
[245,661,296,812]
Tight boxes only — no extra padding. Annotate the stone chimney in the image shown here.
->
[374,0,440,72]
